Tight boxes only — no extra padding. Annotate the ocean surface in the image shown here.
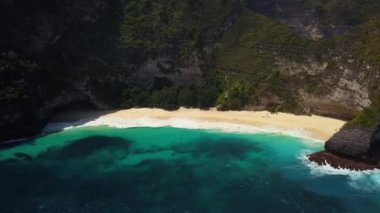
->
[1,126,380,213]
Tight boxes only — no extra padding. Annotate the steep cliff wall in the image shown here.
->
[245,0,380,40]
[306,17,380,168]
[214,9,379,119]
[277,54,373,119]
[0,0,127,141]
[1,0,380,142]
[0,0,242,141]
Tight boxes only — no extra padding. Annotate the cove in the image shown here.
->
[0,126,379,212]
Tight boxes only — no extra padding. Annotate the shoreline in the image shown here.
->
[47,108,346,141]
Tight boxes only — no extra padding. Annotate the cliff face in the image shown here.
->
[246,0,380,40]
[246,0,324,40]
[1,0,380,142]
[307,14,380,169]
[246,0,340,40]
[275,54,373,119]
[0,0,126,141]
[0,0,241,141]
[214,9,379,119]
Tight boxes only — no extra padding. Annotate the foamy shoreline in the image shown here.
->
[16,108,380,185]
[46,108,345,141]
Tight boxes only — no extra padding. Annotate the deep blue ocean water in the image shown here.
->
[0,126,379,212]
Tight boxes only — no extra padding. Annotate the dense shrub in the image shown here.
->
[346,92,380,128]
[120,85,220,110]
[217,82,250,110]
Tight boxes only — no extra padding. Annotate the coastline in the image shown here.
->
[47,108,345,141]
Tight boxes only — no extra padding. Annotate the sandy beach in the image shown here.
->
[51,108,345,141]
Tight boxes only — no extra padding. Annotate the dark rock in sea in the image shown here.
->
[368,124,380,160]
[309,124,380,170]
[308,151,380,171]
[325,126,373,161]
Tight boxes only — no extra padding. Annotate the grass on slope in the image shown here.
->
[215,9,309,111]
[346,92,380,128]
[120,0,240,60]
[341,15,380,128]
[344,15,380,69]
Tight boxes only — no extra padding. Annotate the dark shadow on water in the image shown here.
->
[14,152,34,161]
[0,136,133,164]
[173,137,262,160]
[128,136,263,162]
[0,132,351,213]
[0,109,117,149]
[37,136,132,160]
[132,146,169,155]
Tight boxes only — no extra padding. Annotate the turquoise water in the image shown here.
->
[0,126,380,212]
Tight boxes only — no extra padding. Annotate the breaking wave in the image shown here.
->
[43,116,320,142]
[298,151,380,192]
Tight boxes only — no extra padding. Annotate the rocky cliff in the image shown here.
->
[214,9,379,119]
[246,0,324,40]
[246,0,380,40]
[306,13,380,169]
[0,0,242,141]
[0,0,127,141]
[309,123,380,170]
[1,0,380,143]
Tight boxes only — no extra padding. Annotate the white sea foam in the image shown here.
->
[43,116,321,141]
[298,151,380,192]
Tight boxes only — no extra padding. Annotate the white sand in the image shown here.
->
[52,108,344,141]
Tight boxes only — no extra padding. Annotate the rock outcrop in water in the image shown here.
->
[326,127,373,160]
[309,124,380,170]
[369,124,380,160]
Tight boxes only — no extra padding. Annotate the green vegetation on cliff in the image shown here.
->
[0,51,52,104]
[121,0,240,61]
[346,92,380,128]
[118,0,240,110]
[120,85,219,110]
[2,0,380,140]
[215,10,308,112]
[309,0,380,25]
[119,6,380,117]
[344,14,380,69]
[340,14,380,128]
